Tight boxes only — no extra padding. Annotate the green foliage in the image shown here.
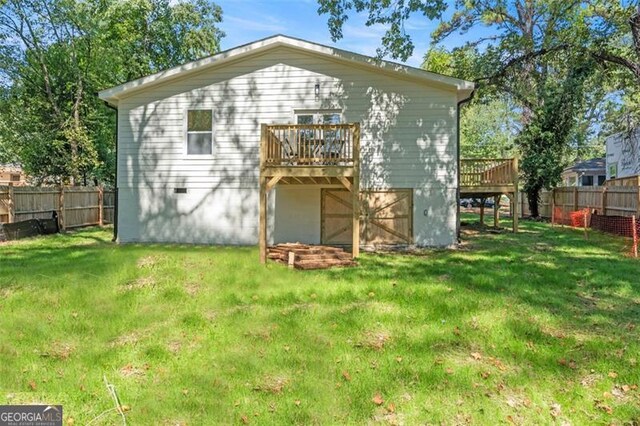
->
[518,58,595,216]
[318,0,624,215]
[0,0,223,184]
[317,0,447,61]
[423,47,518,159]
[460,97,518,158]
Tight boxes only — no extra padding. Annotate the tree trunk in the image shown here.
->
[527,184,542,218]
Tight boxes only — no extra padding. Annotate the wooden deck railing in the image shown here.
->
[460,158,517,188]
[262,123,359,167]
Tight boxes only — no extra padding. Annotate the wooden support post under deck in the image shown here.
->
[493,195,500,228]
[479,199,485,226]
[259,176,267,264]
[351,123,360,259]
[259,124,268,264]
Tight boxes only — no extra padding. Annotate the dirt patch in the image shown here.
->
[183,282,200,296]
[244,325,278,342]
[121,276,156,291]
[39,341,74,360]
[119,363,149,378]
[136,255,164,269]
[110,332,141,348]
[357,330,391,351]
[253,375,289,394]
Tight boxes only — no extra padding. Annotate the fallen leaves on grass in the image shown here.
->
[28,380,36,390]
[595,400,613,414]
[470,352,482,361]
[341,371,351,382]
[372,393,384,405]
[558,358,577,369]
[608,371,618,378]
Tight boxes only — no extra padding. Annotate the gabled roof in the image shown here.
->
[98,34,475,106]
[563,158,606,173]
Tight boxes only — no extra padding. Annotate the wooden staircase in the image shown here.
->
[267,243,356,270]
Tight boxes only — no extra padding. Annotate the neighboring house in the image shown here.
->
[606,128,640,180]
[0,164,26,186]
[562,158,606,187]
[98,35,474,249]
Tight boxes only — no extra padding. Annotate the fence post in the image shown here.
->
[7,183,14,223]
[573,186,579,212]
[550,188,555,226]
[98,186,104,226]
[602,187,608,216]
[632,215,638,258]
[637,184,640,219]
[59,186,65,230]
[583,208,588,240]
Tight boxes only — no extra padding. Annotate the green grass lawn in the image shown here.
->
[1,218,639,425]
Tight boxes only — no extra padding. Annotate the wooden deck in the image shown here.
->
[259,123,361,264]
[460,158,519,232]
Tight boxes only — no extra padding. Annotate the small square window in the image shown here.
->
[186,110,213,156]
[10,174,20,182]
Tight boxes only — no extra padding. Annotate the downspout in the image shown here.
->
[103,101,118,242]
[456,89,475,242]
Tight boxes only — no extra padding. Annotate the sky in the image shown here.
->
[215,0,475,68]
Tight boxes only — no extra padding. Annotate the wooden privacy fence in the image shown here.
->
[520,185,640,219]
[0,185,114,229]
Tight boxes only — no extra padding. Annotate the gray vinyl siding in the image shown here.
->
[116,46,458,246]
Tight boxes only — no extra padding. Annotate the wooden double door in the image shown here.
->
[321,189,413,246]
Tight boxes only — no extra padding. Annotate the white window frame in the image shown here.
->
[293,109,343,125]
[184,109,215,158]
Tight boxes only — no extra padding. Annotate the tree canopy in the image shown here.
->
[318,0,639,216]
[0,0,223,185]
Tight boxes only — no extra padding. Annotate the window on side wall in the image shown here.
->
[597,175,606,186]
[581,175,594,186]
[10,174,20,182]
[186,110,213,156]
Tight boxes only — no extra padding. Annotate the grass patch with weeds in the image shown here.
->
[0,216,639,424]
